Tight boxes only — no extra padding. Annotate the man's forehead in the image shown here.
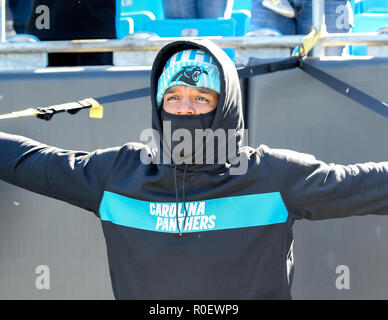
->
[165,85,218,95]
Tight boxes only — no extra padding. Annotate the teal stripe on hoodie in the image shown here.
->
[99,190,288,233]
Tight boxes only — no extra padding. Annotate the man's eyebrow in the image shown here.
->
[165,87,177,94]
[164,87,217,95]
[197,88,216,95]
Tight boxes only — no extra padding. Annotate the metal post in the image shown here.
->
[312,0,325,57]
[0,0,5,42]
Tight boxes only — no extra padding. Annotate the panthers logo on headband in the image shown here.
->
[170,66,208,86]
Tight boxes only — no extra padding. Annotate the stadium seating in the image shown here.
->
[141,18,236,60]
[116,0,252,38]
[231,0,252,36]
[142,18,236,37]
[232,0,252,11]
[232,10,251,36]
[354,0,388,14]
[117,11,157,38]
[116,0,165,38]
[349,13,388,55]
[118,0,164,18]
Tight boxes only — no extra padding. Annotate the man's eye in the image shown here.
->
[167,96,178,101]
[197,97,209,102]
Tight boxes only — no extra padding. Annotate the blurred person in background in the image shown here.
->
[8,0,32,34]
[251,0,353,56]
[162,0,234,19]
[262,0,295,18]
[24,0,116,66]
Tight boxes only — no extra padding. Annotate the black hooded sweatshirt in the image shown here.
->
[2,39,388,299]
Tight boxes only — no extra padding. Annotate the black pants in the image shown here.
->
[48,52,113,67]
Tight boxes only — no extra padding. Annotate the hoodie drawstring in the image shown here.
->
[173,165,180,234]
[173,164,189,236]
[182,164,189,232]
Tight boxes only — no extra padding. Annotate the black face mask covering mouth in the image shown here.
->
[160,108,217,165]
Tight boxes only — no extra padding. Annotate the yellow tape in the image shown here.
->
[296,27,323,58]
[82,98,104,119]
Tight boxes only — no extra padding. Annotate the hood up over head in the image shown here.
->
[150,39,245,173]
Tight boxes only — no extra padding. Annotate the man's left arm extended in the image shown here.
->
[260,145,388,220]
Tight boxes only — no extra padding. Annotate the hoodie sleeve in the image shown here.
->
[0,131,121,215]
[260,145,388,221]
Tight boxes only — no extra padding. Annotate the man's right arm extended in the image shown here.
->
[0,131,121,215]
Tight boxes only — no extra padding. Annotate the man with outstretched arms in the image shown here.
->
[1,39,388,299]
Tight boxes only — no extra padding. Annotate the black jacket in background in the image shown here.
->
[24,1,116,66]
[25,0,116,40]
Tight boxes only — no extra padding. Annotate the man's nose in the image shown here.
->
[176,97,195,115]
